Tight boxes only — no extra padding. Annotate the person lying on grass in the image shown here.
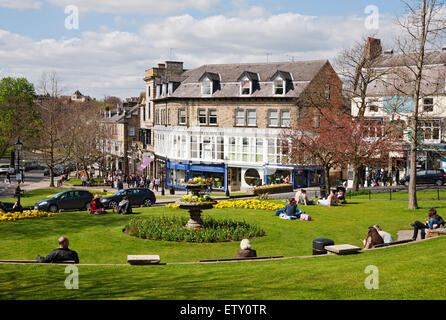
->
[362,226,384,249]
[36,236,79,264]
[317,189,339,207]
[374,225,394,244]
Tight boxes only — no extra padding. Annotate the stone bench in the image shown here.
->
[127,255,160,265]
[374,239,414,248]
[432,228,446,235]
[324,244,361,255]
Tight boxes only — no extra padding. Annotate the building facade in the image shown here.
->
[141,60,342,192]
[351,40,446,174]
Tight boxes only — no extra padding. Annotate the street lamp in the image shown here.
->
[14,138,23,204]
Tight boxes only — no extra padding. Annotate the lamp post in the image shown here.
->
[14,138,23,204]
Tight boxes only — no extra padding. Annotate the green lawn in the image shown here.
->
[0,194,445,299]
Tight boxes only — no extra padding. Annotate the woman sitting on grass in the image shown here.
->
[363,226,384,249]
[90,195,106,215]
[275,198,304,219]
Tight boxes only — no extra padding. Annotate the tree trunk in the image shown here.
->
[324,165,331,192]
[49,167,55,188]
[408,141,418,209]
[351,164,361,192]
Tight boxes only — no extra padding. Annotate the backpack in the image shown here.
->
[300,213,312,221]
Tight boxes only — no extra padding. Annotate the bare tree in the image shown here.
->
[392,0,446,209]
[335,36,390,190]
[34,72,73,187]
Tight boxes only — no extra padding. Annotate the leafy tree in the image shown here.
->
[0,77,41,158]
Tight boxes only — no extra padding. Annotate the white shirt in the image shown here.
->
[378,231,394,244]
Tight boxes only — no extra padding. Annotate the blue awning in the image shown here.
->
[190,164,225,173]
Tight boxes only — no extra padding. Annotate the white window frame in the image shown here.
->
[247,109,257,127]
[240,77,252,96]
[178,109,186,125]
[235,109,245,126]
[208,109,218,126]
[280,110,291,127]
[198,109,207,125]
[268,110,279,127]
[273,78,285,96]
[423,98,434,112]
[201,78,212,96]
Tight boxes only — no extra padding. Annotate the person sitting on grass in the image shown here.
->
[317,189,339,207]
[36,236,79,264]
[90,195,106,215]
[237,239,257,258]
[275,198,304,218]
[363,226,384,249]
[373,225,394,244]
[410,208,442,240]
[117,196,132,215]
[295,189,314,206]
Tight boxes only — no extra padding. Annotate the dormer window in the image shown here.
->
[271,70,291,96]
[201,78,212,95]
[274,78,285,95]
[199,72,220,96]
[237,71,259,96]
[241,79,251,95]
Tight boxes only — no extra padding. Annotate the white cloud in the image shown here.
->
[45,0,221,14]
[0,10,399,99]
[0,0,42,10]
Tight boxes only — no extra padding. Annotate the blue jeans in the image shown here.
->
[275,209,285,216]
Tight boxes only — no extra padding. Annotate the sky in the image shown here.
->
[0,0,411,99]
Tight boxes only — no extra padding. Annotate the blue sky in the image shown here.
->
[0,0,409,98]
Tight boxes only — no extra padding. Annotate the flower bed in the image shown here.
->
[124,216,265,243]
[166,199,285,212]
[180,194,213,203]
[0,210,54,222]
[253,184,293,195]
[213,199,285,211]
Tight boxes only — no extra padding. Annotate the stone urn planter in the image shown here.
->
[176,183,217,229]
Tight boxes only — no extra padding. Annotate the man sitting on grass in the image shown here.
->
[36,237,79,264]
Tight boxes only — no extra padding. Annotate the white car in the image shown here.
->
[0,165,15,175]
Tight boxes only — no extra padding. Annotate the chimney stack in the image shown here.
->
[365,37,382,60]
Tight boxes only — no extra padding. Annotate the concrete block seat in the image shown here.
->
[432,228,446,235]
[324,244,361,255]
[127,255,160,265]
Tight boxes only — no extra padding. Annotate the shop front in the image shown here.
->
[166,161,226,191]
[265,164,325,188]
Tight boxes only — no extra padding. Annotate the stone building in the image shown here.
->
[141,59,342,192]
[351,39,446,175]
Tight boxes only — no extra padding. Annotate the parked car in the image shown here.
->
[0,201,15,211]
[0,165,15,175]
[99,188,156,209]
[399,169,446,186]
[34,190,94,213]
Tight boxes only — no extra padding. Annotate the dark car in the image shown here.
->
[99,188,156,209]
[399,169,446,186]
[34,190,94,213]
[0,201,15,212]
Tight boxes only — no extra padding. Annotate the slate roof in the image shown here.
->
[366,50,446,96]
[160,60,329,99]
